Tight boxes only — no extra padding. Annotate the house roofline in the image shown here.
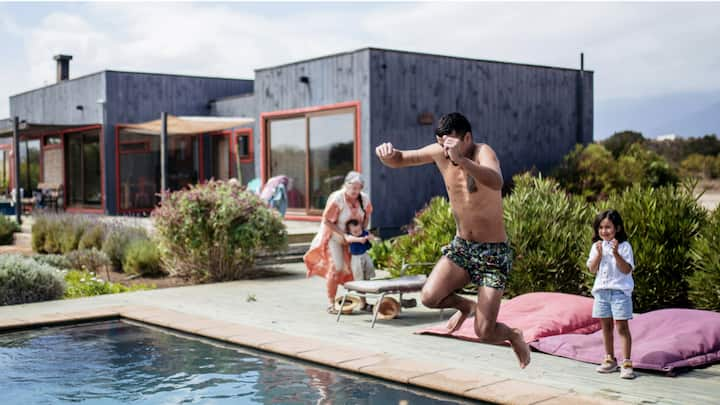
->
[255,46,594,74]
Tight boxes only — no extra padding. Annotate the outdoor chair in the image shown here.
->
[37,183,62,212]
[336,261,440,328]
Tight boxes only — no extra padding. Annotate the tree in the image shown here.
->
[602,130,645,159]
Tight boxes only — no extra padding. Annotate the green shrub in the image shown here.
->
[32,254,72,269]
[102,224,149,272]
[63,270,154,299]
[31,214,93,254]
[0,255,66,305]
[602,130,645,159]
[59,216,93,254]
[553,143,619,201]
[43,219,63,254]
[504,173,592,297]
[595,180,707,312]
[553,143,679,201]
[369,196,455,277]
[65,249,111,274]
[0,216,20,245]
[688,207,720,310]
[122,239,164,277]
[617,143,678,188]
[31,216,49,253]
[78,224,106,251]
[152,180,287,282]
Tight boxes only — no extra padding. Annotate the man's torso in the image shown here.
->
[434,143,507,243]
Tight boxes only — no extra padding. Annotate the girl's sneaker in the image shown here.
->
[620,360,636,379]
[596,355,619,373]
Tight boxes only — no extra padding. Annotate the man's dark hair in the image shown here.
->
[435,112,472,138]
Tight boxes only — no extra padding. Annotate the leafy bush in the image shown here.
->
[65,249,111,274]
[553,143,618,201]
[369,196,454,277]
[688,207,720,310]
[503,174,592,297]
[59,216,93,254]
[0,255,66,305]
[31,215,49,252]
[0,216,20,245]
[31,214,93,254]
[32,254,72,269]
[594,180,707,312]
[63,270,154,299]
[680,154,720,179]
[152,180,287,282]
[612,143,678,190]
[42,219,64,254]
[601,130,645,159]
[122,239,164,277]
[102,224,149,272]
[553,143,679,201]
[79,224,106,251]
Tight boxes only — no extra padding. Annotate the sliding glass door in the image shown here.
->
[65,130,101,207]
[266,107,356,215]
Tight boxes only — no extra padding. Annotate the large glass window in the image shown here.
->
[267,107,356,214]
[19,139,40,195]
[118,132,159,211]
[209,135,231,181]
[118,132,203,212]
[268,118,307,210]
[169,136,199,190]
[65,131,101,207]
[0,148,10,197]
[309,112,354,211]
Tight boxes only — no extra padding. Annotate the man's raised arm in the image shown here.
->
[375,142,439,168]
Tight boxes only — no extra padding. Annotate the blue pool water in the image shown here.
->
[0,320,477,404]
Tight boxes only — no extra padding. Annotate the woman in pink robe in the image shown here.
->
[303,171,373,314]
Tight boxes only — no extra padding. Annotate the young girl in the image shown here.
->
[586,209,636,380]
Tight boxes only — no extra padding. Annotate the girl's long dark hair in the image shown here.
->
[592,209,628,243]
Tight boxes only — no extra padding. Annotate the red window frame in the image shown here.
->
[259,101,361,222]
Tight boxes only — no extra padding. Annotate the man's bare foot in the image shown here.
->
[509,328,531,369]
[446,301,476,332]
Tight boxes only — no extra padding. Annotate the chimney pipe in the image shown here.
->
[53,54,72,82]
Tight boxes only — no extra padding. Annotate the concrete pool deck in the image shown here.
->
[1,263,718,404]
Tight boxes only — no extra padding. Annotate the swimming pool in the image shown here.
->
[0,320,478,404]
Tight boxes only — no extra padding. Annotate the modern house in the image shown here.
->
[2,48,593,233]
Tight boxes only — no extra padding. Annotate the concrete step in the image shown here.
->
[13,232,32,248]
[287,232,314,244]
[256,254,304,266]
[258,242,308,258]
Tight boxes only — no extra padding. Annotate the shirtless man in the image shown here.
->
[375,112,531,369]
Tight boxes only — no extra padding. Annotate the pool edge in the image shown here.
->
[1,305,627,405]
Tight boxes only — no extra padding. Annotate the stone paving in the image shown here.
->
[2,262,718,404]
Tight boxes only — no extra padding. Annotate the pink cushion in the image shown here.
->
[417,292,600,343]
[530,308,720,371]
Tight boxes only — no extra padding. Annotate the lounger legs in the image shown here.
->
[336,293,348,323]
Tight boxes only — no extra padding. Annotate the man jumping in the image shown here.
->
[375,112,531,369]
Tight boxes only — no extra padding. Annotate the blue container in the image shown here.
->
[0,201,16,215]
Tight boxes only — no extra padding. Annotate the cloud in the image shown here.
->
[359,2,720,100]
[1,2,719,120]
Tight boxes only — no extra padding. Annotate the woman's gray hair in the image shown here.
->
[343,171,364,187]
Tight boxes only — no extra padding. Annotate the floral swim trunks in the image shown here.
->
[441,236,513,289]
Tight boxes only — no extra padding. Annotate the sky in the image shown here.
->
[1,1,719,139]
